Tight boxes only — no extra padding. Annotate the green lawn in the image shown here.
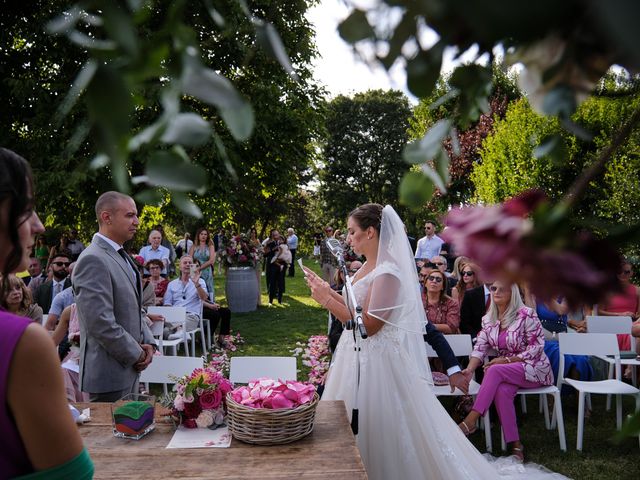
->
[208,258,638,480]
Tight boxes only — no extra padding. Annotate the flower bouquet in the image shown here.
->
[225,378,320,445]
[220,233,260,268]
[169,367,234,429]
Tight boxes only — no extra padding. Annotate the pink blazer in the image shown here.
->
[471,306,553,385]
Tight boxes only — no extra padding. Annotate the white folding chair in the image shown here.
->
[425,334,493,452]
[483,348,566,452]
[148,318,164,351]
[586,315,639,407]
[139,355,204,395]
[558,332,640,450]
[187,303,207,357]
[229,356,297,384]
[147,306,189,356]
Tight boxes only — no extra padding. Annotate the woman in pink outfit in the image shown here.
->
[458,281,552,461]
[597,260,639,351]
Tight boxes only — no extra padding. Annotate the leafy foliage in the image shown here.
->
[319,89,412,223]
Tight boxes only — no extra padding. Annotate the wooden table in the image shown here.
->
[76,401,368,479]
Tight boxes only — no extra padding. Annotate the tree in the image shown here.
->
[1,0,323,239]
[319,89,412,222]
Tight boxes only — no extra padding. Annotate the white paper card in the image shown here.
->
[61,360,79,373]
[166,425,232,449]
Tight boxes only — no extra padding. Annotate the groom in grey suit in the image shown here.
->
[74,191,155,402]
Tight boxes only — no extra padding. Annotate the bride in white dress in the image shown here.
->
[303,204,567,480]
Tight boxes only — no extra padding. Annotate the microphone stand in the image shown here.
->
[337,256,366,435]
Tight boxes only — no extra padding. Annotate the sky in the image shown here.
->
[305,0,485,103]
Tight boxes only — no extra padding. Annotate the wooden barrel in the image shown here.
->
[225,267,259,313]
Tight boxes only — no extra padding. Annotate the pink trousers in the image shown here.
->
[472,362,541,443]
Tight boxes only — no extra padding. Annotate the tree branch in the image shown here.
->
[563,105,640,208]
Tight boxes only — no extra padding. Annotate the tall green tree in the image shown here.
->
[319,89,412,222]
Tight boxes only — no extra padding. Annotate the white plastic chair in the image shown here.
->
[483,348,566,452]
[557,332,640,450]
[425,334,493,452]
[229,356,297,384]
[148,318,164,351]
[147,306,189,356]
[187,303,207,357]
[586,315,639,402]
[140,355,204,395]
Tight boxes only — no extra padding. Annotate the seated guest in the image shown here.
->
[33,251,72,313]
[430,255,457,295]
[44,261,76,331]
[1,274,43,323]
[596,259,639,351]
[458,281,553,461]
[451,255,470,284]
[421,269,460,334]
[145,259,169,304]
[163,255,208,339]
[139,229,170,276]
[202,299,232,348]
[24,256,43,287]
[52,303,89,402]
[537,296,593,393]
[452,262,481,304]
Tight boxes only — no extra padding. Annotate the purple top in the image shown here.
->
[0,309,33,478]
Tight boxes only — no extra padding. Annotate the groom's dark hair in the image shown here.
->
[349,203,383,235]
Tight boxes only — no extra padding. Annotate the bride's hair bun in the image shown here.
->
[349,203,383,234]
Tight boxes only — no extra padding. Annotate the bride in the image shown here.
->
[303,203,567,480]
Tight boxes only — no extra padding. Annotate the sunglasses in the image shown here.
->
[621,270,632,274]
[434,262,445,266]
[149,266,161,270]
[462,271,475,277]
[427,276,443,283]
[52,261,70,267]
[489,285,507,293]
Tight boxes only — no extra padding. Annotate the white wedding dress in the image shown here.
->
[321,206,568,480]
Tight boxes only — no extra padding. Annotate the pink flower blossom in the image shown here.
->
[174,394,185,411]
[199,390,221,409]
[443,189,620,307]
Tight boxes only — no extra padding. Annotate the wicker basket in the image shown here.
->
[225,392,320,445]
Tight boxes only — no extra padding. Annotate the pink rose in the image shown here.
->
[200,390,219,409]
[174,394,185,411]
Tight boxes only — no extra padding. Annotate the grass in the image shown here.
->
[204,258,639,480]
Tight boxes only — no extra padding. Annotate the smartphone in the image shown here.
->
[298,258,306,275]
[190,264,198,278]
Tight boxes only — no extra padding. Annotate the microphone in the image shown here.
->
[325,238,345,266]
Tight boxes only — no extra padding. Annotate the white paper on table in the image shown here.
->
[61,360,79,373]
[166,425,232,449]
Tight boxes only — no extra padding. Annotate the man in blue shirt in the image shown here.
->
[139,230,170,276]
[286,227,298,277]
[414,220,444,264]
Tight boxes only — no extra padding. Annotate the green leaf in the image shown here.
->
[172,192,202,218]
[89,153,110,169]
[134,188,164,206]
[203,0,225,27]
[406,43,444,98]
[145,151,207,192]
[128,120,167,151]
[255,21,298,80]
[46,6,82,35]
[430,89,460,110]
[86,64,133,139]
[612,411,640,443]
[403,119,452,164]
[338,10,374,44]
[55,60,98,124]
[421,163,447,193]
[160,113,212,147]
[543,85,576,118]
[182,62,254,141]
[102,3,138,56]
[560,118,594,142]
[67,31,117,51]
[399,171,435,209]
[533,134,568,165]
[434,149,450,191]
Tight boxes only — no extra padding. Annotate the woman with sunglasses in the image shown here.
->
[422,269,460,335]
[458,282,552,461]
[0,148,93,477]
[452,262,481,304]
[596,259,640,351]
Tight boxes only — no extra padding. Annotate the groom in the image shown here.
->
[424,322,470,394]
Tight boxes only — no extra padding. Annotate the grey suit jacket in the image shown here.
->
[74,235,154,393]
